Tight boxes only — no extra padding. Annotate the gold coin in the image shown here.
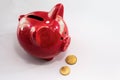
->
[59,66,70,76]
[65,55,77,65]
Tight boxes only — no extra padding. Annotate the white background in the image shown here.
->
[0,0,120,80]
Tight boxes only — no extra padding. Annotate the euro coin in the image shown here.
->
[65,55,77,65]
[59,66,70,76]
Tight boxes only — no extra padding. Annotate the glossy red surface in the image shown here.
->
[17,3,71,60]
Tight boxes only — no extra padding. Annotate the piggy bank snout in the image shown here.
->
[61,37,71,51]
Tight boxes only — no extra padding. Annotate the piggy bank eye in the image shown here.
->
[27,15,44,21]
[61,37,63,40]
[64,32,66,34]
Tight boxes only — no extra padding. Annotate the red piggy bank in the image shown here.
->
[17,3,71,60]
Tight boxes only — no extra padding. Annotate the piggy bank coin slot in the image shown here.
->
[27,15,44,21]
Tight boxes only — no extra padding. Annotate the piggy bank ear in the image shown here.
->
[48,3,64,19]
[18,15,25,21]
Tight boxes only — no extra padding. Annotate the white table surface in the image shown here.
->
[0,0,120,80]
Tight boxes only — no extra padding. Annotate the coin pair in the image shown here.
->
[59,55,77,76]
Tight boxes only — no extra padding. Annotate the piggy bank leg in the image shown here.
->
[44,57,53,61]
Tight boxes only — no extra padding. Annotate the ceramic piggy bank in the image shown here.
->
[17,3,71,60]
